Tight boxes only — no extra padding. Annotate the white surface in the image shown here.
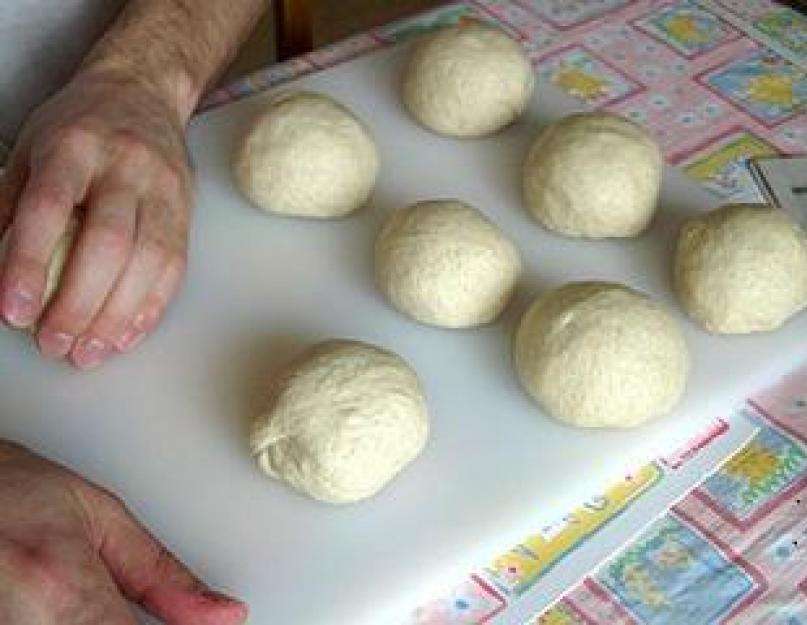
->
[0,42,802,624]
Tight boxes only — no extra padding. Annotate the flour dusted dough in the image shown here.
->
[674,203,807,334]
[375,199,522,328]
[514,282,689,428]
[403,20,534,137]
[523,112,662,238]
[233,91,379,218]
[250,340,429,504]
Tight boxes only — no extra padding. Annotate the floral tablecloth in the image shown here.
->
[205,1,807,622]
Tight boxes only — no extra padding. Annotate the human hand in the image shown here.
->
[0,66,193,370]
[0,440,247,624]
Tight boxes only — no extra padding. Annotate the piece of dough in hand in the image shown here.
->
[674,203,807,334]
[523,112,662,238]
[403,20,534,138]
[375,199,522,328]
[233,91,379,218]
[515,282,689,428]
[0,219,77,328]
[250,340,429,504]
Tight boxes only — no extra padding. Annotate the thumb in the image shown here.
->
[78,486,249,625]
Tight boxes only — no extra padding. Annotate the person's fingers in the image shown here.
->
[76,196,188,357]
[0,141,96,329]
[56,544,141,625]
[0,534,139,625]
[76,487,248,625]
[75,239,164,356]
[120,238,187,352]
[37,186,136,365]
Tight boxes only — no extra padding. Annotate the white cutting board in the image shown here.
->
[0,41,799,624]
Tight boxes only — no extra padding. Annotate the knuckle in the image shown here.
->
[0,540,71,601]
[152,545,182,582]
[49,125,96,158]
[86,223,132,261]
[114,131,151,164]
[22,188,72,219]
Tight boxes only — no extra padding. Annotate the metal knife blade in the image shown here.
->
[749,156,807,229]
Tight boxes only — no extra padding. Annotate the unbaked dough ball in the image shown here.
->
[0,219,76,324]
[43,220,77,306]
[523,112,662,238]
[375,199,522,328]
[674,203,807,334]
[250,340,429,504]
[514,282,689,428]
[403,21,534,137]
[233,91,379,218]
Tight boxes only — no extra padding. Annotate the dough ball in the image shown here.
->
[514,282,689,428]
[43,220,77,307]
[375,199,522,328]
[233,91,379,218]
[403,20,534,137]
[250,340,429,504]
[523,112,662,238]
[674,203,807,334]
[0,219,76,327]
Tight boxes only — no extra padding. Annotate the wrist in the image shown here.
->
[78,50,199,125]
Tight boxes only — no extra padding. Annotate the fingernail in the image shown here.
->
[116,315,149,352]
[72,337,111,370]
[38,329,74,359]
[3,288,38,328]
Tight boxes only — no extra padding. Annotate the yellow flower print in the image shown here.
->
[746,74,796,107]
[667,14,710,45]
[554,67,610,100]
[725,443,780,483]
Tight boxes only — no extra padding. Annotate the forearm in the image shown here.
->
[80,0,268,123]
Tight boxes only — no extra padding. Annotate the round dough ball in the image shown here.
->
[403,20,534,137]
[233,91,379,218]
[674,203,807,334]
[250,340,429,504]
[523,112,662,238]
[514,282,689,428]
[375,199,522,328]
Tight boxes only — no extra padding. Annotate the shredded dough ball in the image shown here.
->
[403,20,534,137]
[514,282,689,428]
[523,112,662,238]
[233,91,379,218]
[250,340,429,504]
[674,203,807,334]
[375,199,522,328]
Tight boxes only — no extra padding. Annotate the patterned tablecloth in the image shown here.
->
[205,1,807,623]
